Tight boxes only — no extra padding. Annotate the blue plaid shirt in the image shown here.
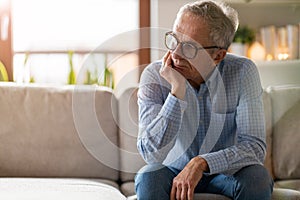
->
[137,53,266,175]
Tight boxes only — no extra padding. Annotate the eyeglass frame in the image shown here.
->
[164,31,225,59]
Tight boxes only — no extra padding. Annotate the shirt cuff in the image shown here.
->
[159,93,187,122]
[200,151,229,175]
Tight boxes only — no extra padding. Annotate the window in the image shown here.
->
[11,0,139,86]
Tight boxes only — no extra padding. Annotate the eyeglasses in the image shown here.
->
[165,31,224,59]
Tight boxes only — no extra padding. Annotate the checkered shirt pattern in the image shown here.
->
[137,53,266,175]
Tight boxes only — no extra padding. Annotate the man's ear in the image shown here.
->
[213,49,227,65]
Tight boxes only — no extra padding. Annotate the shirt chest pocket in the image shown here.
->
[210,110,236,133]
[209,111,237,150]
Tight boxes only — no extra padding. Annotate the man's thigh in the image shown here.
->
[135,164,177,200]
[196,164,273,200]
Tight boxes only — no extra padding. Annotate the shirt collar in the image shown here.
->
[205,65,218,85]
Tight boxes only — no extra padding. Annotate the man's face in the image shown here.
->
[170,12,217,82]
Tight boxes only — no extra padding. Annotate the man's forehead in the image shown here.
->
[173,12,210,44]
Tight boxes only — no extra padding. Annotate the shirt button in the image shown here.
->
[199,120,204,124]
[198,96,202,100]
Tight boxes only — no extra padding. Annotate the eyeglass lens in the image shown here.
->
[165,33,197,59]
[165,33,178,50]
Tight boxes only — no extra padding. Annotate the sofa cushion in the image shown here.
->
[0,178,125,200]
[268,85,300,179]
[272,188,300,200]
[275,180,300,191]
[120,181,135,197]
[0,83,119,180]
[118,87,146,182]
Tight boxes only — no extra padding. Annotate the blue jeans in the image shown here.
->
[135,164,273,200]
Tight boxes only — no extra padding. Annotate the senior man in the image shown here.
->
[135,0,273,199]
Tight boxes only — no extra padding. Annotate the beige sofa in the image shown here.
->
[0,82,300,200]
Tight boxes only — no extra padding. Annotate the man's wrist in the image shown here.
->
[171,84,186,100]
[198,156,209,172]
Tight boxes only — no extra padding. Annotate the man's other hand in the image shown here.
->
[170,156,208,200]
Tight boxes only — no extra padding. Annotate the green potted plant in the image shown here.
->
[98,54,114,89]
[233,26,255,44]
[230,26,255,56]
[23,52,35,83]
[0,61,9,81]
[67,51,76,84]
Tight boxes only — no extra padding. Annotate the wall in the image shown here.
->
[230,2,300,31]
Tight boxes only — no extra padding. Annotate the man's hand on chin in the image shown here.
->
[170,156,209,200]
[160,51,186,100]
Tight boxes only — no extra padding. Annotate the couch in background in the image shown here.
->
[0,82,300,199]
[256,59,300,88]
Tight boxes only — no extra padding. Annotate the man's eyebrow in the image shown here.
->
[183,39,202,48]
[186,40,198,46]
[174,33,196,44]
[173,31,203,46]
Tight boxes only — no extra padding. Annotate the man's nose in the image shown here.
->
[172,43,184,59]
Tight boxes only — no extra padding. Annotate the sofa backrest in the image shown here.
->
[257,60,300,88]
[267,85,300,180]
[1,82,299,183]
[118,87,146,182]
[0,83,119,181]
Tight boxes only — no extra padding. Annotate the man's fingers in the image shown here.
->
[181,185,187,200]
[160,51,173,76]
[170,184,195,200]
[187,187,194,200]
[170,184,176,200]
[163,51,172,68]
[163,51,170,63]
[166,55,172,68]
[176,184,182,200]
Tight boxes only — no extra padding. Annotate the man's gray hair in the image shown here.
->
[176,0,239,49]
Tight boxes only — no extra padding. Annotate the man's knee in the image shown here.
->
[234,164,274,200]
[135,164,175,199]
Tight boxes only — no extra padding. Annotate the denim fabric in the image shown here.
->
[135,164,273,200]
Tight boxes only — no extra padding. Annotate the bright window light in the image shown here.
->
[12,0,139,85]
[12,0,139,52]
